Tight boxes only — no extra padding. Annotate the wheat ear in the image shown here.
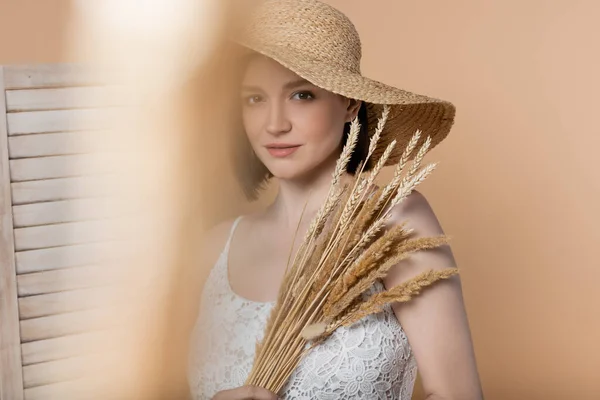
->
[335,267,459,328]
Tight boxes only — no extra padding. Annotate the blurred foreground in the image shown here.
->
[1,1,259,399]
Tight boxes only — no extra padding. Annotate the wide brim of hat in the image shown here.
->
[235,41,456,166]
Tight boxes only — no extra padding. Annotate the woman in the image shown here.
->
[188,0,483,399]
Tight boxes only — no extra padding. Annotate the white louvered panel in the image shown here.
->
[22,354,112,388]
[18,287,112,320]
[22,375,124,400]
[15,243,118,274]
[24,378,93,400]
[6,108,121,135]
[9,153,119,182]
[12,198,117,228]
[14,220,118,251]
[2,64,132,400]
[20,308,115,343]
[20,330,119,366]
[5,86,127,112]
[8,131,113,158]
[11,176,114,205]
[0,63,24,400]
[9,153,117,182]
[3,64,107,90]
[16,265,111,296]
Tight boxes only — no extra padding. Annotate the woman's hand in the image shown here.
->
[211,385,280,400]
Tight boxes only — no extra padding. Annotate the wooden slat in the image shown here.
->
[24,379,87,400]
[22,354,111,388]
[0,66,25,400]
[13,198,117,228]
[21,330,118,365]
[18,287,112,320]
[20,308,114,343]
[15,243,119,274]
[5,86,127,112]
[9,153,119,182]
[3,64,107,90]
[8,130,113,158]
[17,265,111,296]
[6,108,121,135]
[23,378,91,400]
[23,376,119,400]
[14,220,117,251]
[11,176,114,205]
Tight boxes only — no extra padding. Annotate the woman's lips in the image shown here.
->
[265,144,301,158]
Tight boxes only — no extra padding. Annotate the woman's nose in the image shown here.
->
[265,103,292,136]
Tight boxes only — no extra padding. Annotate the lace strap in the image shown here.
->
[222,216,243,257]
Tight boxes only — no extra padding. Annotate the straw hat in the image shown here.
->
[233,0,456,165]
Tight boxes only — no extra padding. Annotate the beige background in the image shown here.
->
[1,0,599,399]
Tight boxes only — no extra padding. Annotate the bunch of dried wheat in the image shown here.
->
[244,105,459,393]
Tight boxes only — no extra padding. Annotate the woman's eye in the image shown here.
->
[244,95,263,105]
[292,91,314,100]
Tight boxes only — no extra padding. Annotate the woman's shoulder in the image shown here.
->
[200,217,241,257]
[382,188,458,287]
[198,212,266,270]
[386,189,443,235]
[201,211,264,251]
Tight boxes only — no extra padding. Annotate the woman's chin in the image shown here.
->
[270,170,303,181]
[265,158,334,183]
[268,165,312,182]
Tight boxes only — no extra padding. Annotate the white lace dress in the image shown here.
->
[188,216,418,399]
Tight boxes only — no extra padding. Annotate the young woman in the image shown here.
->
[188,1,483,399]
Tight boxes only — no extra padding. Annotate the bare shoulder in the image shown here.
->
[386,189,444,236]
[200,211,267,255]
[384,191,482,399]
[199,217,240,265]
[383,189,459,286]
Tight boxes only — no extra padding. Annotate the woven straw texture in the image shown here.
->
[234,0,456,164]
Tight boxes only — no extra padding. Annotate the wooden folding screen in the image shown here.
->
[0,64,122,400]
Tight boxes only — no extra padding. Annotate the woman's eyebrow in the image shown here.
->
[240,84,264,92]
[283,78,312,90]
[240,78,312,92]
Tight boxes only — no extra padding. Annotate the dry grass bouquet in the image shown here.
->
[244,105,459,393]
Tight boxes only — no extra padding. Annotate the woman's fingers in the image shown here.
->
[212,384,280,400]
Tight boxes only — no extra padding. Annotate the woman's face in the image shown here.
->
[240,55,360,181]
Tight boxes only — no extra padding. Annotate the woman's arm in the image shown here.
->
[383,190,484,400]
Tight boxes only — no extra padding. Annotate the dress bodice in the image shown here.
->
[188,216,418,399]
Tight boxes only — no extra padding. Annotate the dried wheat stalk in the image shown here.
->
[244,105,459,393]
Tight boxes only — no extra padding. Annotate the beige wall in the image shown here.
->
[0,0,71,64]
[320,1,599,399]
[2,0,598,399]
